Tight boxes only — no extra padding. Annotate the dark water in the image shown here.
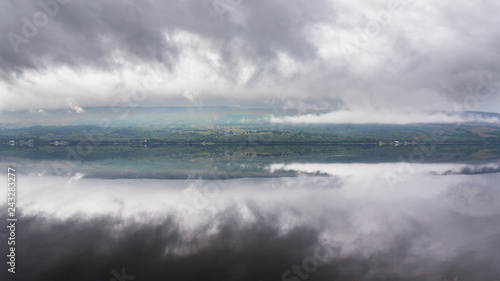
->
[1,145,499,280]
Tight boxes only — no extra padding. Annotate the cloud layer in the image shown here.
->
[1,0,500,112]
[270,110,500,124]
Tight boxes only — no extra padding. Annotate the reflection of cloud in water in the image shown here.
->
[269,162,500,177]
[1,168,499,280]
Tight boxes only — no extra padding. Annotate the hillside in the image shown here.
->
[1,107,500,144]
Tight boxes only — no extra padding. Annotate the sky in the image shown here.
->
[1,0,500,115]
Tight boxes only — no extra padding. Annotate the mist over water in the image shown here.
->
[1,160,500,280]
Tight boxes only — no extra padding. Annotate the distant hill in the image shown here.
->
[0,106,302,129]
[1,106,499,129]
[0,107,499,144]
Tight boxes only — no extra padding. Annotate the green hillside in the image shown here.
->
[1,107,500,145]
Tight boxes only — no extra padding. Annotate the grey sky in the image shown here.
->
[1,0,500,113]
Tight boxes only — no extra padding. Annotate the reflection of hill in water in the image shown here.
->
[2,144,500,179]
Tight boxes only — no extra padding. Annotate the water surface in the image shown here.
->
[1,145,499,280]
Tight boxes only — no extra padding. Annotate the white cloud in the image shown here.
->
[66,98,85,113]
[270,110,500,124]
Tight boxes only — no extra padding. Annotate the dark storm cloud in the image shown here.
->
[1,206,500,281]
[0,0,332,79]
